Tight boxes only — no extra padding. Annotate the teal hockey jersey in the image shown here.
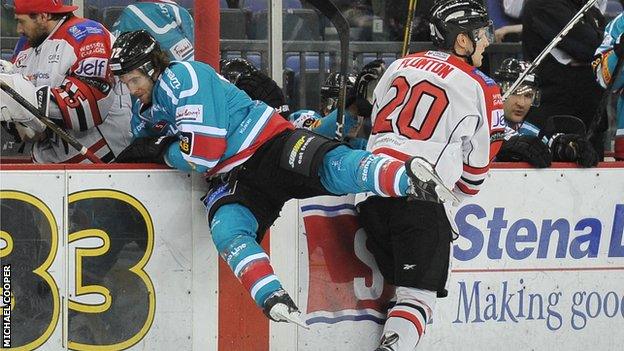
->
[132,61,293,174]
[111,0,195,61]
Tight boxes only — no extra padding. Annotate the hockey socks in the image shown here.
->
[210,204,282,307]
[319,146,410,197]
[220,235,282,307]
[377,287,436,351]
[364,154,410,197]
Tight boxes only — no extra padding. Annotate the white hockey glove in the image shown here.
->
[0,73,49,141]
[0,60,14,74]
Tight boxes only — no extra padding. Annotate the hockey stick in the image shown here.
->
[0,81,104,163]
[307,0,350,140]
[502,0,599,100]
[401,0,418,56]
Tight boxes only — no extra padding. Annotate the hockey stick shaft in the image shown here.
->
[401,0,418,57]
[502,0,599,100]
[306,0,350,140]
[0,81,104,163]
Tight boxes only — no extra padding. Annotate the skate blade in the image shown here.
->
[410,160,459,205]
[272,305,310,329]
[434,184,460,206]
[279,312,310,329]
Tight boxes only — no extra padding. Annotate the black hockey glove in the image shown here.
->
[347,59,386,118]
[236,71,290,118]
[550,134,598,167]
[496,135,552,168]
[115,136,177,164]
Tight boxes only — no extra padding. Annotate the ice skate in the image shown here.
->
[263,289,309,329]
[374,332,399,351]
[405,156,459,205]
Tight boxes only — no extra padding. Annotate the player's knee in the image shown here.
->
[210,204,259,252]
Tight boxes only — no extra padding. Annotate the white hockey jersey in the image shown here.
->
[13,16,131,163]
[366,51,505,202]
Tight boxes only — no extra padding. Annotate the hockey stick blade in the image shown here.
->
[306,0,350,140]
[0,80,103,163]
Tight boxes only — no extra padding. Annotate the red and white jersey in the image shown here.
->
[13,16,131,163]
[367,51,505,202]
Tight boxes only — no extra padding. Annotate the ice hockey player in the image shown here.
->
[494,58,598,168]
[111,0,195,61]
[290,59,386,149]
[594,12,624,160]
[109,30,459,328]
[0,0,131,163]
[357,0,504,349]
[219,58,290,118]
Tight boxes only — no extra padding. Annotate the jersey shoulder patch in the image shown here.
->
[64,19,106,43]
[471,68,497,86]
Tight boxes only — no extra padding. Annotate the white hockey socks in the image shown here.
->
[378,287,436,351]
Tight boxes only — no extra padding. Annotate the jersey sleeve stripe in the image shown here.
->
[127,4,178,34]
[238,106,274,152]
[79,80,104,126]
[183,154,218,168]
[52,88,73,129]
[192,134,226,161]
[182,123,227,137]
[179,62,199,99]
[159,79,179,104]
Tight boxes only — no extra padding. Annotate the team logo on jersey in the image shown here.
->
[75,58,108,78]
[179,131,193,154]
[491,109,506,130]
[15,51,28,68]
[424,51,450,61]
[176,105,203,123]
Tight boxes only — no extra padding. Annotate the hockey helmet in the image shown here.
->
[219,58,259,85]
[429,0,493,50]
[494,58,541,106]
[110,30,160,77]
[320,72,356,113]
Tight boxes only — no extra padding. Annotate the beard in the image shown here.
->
[26,23,49,48]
